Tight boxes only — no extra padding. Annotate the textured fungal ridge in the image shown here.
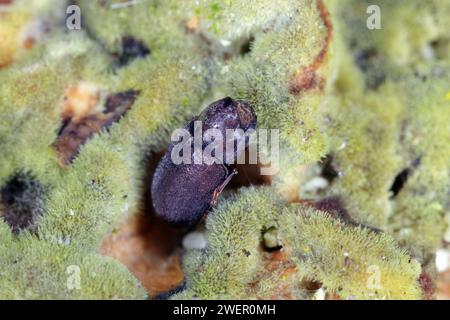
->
[176,187,422,300]
[0,0,449,299]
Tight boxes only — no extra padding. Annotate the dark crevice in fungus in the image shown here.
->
[355,48,377,72]
[320,154,339,183]
[303,197,351,222]
[54,90,140,165]
[240,35,255,56]
[228,163,272,190]
[117,36,151,67]
[225,142,272,189]
[105,89,140,114]
[430,38,450,60]
[389,157,421,199]
[301,278,322,292]
[0,172,46,234]
[390,168,410,198]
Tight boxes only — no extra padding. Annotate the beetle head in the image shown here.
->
[199,97,256,135]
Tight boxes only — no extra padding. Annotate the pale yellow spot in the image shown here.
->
[186,16,199,31]
[0,11,30,67]
[61,82,101,121]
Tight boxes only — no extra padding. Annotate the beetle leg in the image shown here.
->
[210,167,238,207]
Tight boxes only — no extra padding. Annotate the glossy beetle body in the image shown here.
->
[151,97,256,224]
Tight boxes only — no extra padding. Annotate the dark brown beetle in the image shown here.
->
[151,97,256,224]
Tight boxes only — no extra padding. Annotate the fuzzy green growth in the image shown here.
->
[280,205,422,299]
[1,2,212,298]
[177,188,422,299]
[1,0,449,300]
[221,1,331,165]
[179,187,283,299]
[0,228,146,299]
[323,0,450,263]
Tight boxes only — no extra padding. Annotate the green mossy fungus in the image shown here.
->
[0,0,211,298]
[325,0,450,262]
[0,0,449,299]
[177,187,422,299]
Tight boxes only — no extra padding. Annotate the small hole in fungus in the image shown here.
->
[0,172,45,234]
[390,157,420,198]
[240,36,255,56]
[320,154,338,183]
[390,168,410,198]
[262,226,283,252]
[355,48,377,72]
[430,38,450,60]
[301,278,322,291]
[118,36,151,67]
[354,48,386,90]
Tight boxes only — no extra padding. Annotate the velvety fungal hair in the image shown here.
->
[0,0,448,299]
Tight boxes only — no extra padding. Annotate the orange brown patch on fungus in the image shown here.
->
[289,0,333,95]
[0,58,12,69]
[22,36,35,50]
[54,89,139,165]
[329,292,343,300]
[185,16,199,32]
[314,0,333,69]
[101,214,185,297]
[437,269,450,300]
[289,66,324,95]
[54,114,114,165]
